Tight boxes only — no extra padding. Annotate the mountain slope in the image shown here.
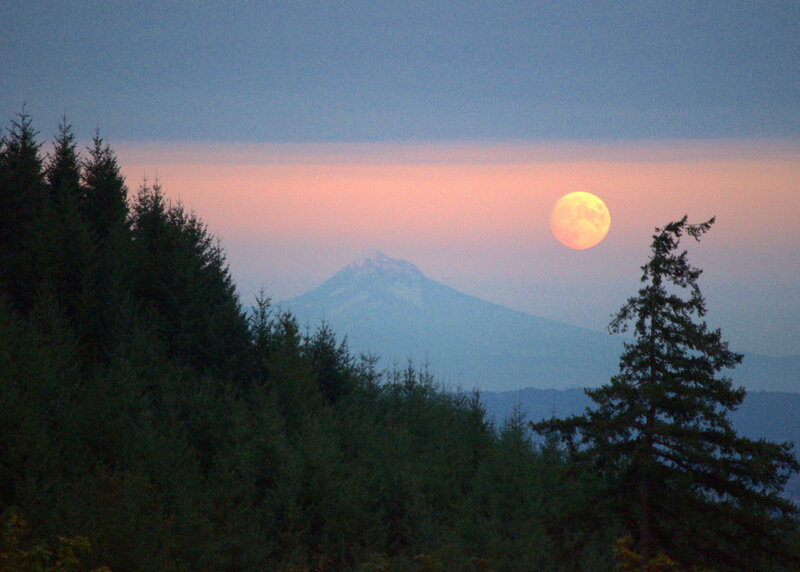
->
[282,251,624,391]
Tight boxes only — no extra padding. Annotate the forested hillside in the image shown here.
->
[1,112,798,570]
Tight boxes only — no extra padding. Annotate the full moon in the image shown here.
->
[550,192,611,250]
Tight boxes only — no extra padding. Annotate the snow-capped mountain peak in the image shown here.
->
[282,251,626,391]
[341,250,424,280]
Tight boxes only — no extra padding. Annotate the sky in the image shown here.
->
[2,2,799,356]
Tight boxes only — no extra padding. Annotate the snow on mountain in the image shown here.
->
[346,249,425,280]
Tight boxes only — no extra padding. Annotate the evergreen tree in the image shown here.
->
[249,289,279,384]
[46,116,82,211]
[76,131,132,363]
[130,180,249,378]
[81,130,128,242]
[308,320,354,403]
[44,117,92,324]
[0,109,48,313]
[533,217,800,570]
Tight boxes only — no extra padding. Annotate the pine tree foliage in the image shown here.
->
[46,117,82,211]
[76,132,132,364]
[308,320,354,403]
[81,131,128,242]
[43,117,93,325]
[130,180,250,378]
[0,109,48,313]
[533,216,800,569]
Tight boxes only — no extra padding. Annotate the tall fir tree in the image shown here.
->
[130,180,250,378]
[308,320,354,404]
[0,110,48,313]
[77,130,132,363]
[44,117,92,324]
[533,217,800,570]
[46,117,82,211]
[81,130,128,242]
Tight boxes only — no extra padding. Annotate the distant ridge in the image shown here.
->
[480,388,800,500]
[281,251,800,392]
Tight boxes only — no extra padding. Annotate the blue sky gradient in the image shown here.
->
[3,1,799,142]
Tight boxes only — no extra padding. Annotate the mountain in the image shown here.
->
[282,250,625,391]
[281,251,800,392]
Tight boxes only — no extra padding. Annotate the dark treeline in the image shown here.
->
[0,112,798,571]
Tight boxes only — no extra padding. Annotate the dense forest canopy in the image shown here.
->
[0,111,798,570]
